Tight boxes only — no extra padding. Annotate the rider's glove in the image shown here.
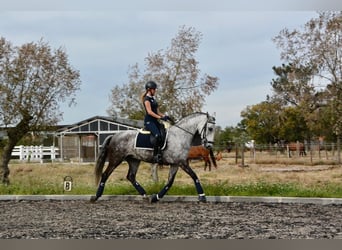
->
[161,115,169,121]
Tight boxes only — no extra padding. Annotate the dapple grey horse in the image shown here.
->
[90,112,216,203]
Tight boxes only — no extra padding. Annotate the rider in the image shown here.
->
[141,81,169,164]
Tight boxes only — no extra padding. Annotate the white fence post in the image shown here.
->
[51,146,56,160]
[18,145,24,161]
[11,145,59,163]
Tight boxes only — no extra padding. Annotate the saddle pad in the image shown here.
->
[134,131,168,150]
[135,133,154,150]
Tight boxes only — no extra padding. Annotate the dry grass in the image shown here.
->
[5,151,342,194]
[207,152,342,187]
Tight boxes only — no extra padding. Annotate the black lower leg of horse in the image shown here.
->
[194,179,206,201]
[92,174,108,201]
[181,164,206,202]
[151,175,176,202]
[96,179,106,198]
[206,159,211,171]
[128,179,146,196]
[126,159,147,196]
[151,165,178,203]
[92,161,120,202]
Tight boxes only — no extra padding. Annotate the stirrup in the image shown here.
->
[153,154,163,164]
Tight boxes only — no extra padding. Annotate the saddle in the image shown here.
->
[134,124,168,150]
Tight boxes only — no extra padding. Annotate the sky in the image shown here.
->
[1,1,341,128]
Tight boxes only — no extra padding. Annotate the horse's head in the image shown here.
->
[198,113,216,149]
[173,112,216,149]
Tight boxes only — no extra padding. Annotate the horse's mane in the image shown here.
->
[175,112,215,125]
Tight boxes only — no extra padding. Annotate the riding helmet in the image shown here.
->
[145,81,157,90]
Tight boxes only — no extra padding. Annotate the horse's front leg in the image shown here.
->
[151,164,179,203]
[180,163,206,202]
[205,156,211,171]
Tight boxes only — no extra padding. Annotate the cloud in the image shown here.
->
[0,10,319,127]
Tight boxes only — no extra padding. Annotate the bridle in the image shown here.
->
[199,118,215,147]
[170,114,215,147]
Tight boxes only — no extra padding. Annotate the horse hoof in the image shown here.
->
[150,194,159,203]
[198,195,207,203]
[90,196,98,203]
[142,194,149,202]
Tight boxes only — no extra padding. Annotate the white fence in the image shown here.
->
[11,145,59,162]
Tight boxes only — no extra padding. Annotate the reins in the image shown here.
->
[169,115,212,142]
[163,116,194,136]
[172,123,194,136]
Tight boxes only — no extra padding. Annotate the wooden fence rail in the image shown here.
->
[11,145,59,162]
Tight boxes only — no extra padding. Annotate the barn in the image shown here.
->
[55,116,144,162]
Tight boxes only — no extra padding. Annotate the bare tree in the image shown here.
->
[107,25,219,121]
[273,11,342,136]
[0,38,81,184]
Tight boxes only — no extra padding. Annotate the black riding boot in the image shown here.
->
[153,144,163,164]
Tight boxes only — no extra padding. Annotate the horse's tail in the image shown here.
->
[209,147,217,168]
[95,135,112,185]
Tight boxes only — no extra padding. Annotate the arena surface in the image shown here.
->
[1,196,342,239]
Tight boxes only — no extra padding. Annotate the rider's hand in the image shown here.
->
[161,115,169,121]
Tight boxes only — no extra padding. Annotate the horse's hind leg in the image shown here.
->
[126,158,147,197]
[151,164,179,203]
[180,163,206,202]
[92,159,122,202]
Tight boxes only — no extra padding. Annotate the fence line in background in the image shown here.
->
[213,142,342,165]
[11,145,59,162]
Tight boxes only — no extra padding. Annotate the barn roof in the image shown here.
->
[56,115,144,135]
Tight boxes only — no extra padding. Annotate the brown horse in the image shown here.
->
[215,151,223,161]
[287,142,306,157]
[187,145,217,171]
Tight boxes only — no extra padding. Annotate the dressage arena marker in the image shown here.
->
[63,176,73,192]
[1,195,342,205]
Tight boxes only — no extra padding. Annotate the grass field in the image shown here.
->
[1,151,342,198]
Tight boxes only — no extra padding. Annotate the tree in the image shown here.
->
[240,100,284,144]
[271,64,317,107]
[0,38,81,184]
[107,25,219,121]
[277,106,308,142]
[270,63,322,140]
[214,125,240,151]
[273,11,342,137]
[240,97,311,144]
